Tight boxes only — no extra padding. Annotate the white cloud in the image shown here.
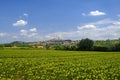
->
[0,33,7,37]
[78,24,96,30]
[19,13,29,18]
[13,20,27,26]
[82,10,106,16]
[88,10,106,16]
[45,19,120,40]
[113,21,120,25]
[91,19,115,25]
[23,13,28,17]
[29,28,37,32]
[20,29,27,33]
[27,33,37,38]
[20,29,28,36]
[20,28,38,38]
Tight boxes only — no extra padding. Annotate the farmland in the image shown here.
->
[0,49,120,80]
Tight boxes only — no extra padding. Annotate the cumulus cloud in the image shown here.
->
[0,33,7,37]
[13,20,27,26]
[20,29,27,33]
[29,28,37,32]
[45,19,120,40]
[20,28,37,38]
[82,10,106,16]
[89,10,106,16]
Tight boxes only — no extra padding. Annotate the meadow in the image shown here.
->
[0,49,120,80]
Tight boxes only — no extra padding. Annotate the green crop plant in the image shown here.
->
[0,49,120,80]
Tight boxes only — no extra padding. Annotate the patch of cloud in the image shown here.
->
[113,21,120,25]
[77,24,96,30]
[45,19,120,40]
[13,20,27,27]
[23,13,28,17]
[20,29,27,33]
[29,28,37,32]
[20,29,28,36]
[82,10,106,16]
[28,33,37,38]
[0,33,7,37]
[91,19,114,25]
[20,28,37,38]
[89,10,106,16]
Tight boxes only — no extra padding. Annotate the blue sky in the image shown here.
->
[0,0,120,43]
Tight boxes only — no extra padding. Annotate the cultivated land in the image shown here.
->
[0,49,120,80]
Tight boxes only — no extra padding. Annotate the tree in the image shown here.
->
[114,42,120,51]
[77,38,94,51]
[45,43,50,49]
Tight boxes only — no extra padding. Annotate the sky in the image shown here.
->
[0,0,120,43]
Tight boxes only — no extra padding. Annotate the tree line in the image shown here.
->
[0,38,120,51]
[54,38,120,51]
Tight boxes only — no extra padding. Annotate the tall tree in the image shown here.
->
[77,38,94,51]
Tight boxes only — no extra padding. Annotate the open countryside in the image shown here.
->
[0,49,120,80]
[1,0,120,80]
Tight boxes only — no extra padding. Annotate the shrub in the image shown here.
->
[93,46,108,51]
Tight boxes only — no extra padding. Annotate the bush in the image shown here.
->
[93,46,108,51]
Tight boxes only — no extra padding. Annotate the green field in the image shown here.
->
[0,49,120,80]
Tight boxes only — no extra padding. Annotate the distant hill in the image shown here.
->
[11,41,26,44]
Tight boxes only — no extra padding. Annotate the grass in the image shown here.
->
[0,49,120,80]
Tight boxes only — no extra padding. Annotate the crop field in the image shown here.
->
[0,49,120,80]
